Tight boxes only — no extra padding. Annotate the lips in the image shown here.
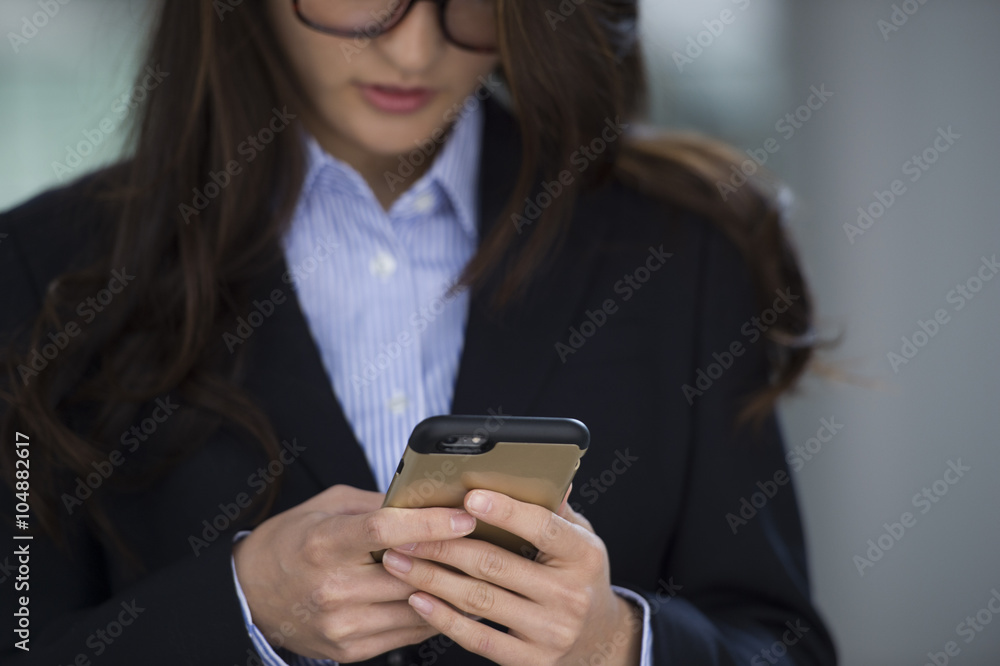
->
[356,83,437,114]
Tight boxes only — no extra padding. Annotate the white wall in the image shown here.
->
[0,0,153,211]
[643,1,1000,664]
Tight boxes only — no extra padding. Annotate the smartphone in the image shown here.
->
[371,415,589,563]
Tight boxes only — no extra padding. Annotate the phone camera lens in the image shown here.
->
[441,435,459,444]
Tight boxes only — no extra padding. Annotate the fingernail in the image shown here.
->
[397,542,417,551]
[467,491,491,515]
[382,550,412,573]
[451,511,476,533]
[409,593,434,615]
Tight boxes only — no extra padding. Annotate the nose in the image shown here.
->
[374,1,447,77]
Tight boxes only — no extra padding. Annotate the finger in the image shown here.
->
[345,506,477,555]
[463,489,586,562]
[381,550,551,642]
[407,592,530,666]
[397,538,557,601]
[318,600,432,640]
[310,562,423,606]
[344,624,441,659]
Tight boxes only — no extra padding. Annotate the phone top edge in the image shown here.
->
[408,415,589,453]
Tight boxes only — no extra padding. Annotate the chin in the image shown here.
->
[352,119,450,158]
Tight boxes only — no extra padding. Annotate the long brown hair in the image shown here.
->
[1,0,814,550]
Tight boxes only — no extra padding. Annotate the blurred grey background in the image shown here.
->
[2,1,998,664]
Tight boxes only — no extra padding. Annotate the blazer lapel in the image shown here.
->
[451,98,614,417]
[242,258,379,493]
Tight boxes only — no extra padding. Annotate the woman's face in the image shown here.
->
[268,0,500,163]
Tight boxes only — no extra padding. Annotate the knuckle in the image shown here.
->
[363,512,389,546]
[497,499,517,524]
[536,513,563,549]
[302,523,330,567]
[561,587,591,620]
[471,626,496,655]
[439,606,460,635]
[318,614,351,644]
[424,538,448,561]
[579,536,607,571]
[476,547,507,580]
[335,644,365,664]
[465,580,497,613]
[415,561,441,589]
[549,622,577,654]
[309,580,342,610]
[422,513,443,540]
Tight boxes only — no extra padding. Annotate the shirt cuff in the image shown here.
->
[611,584,654,666]
[231,530,338,666]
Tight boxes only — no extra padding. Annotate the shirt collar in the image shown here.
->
[298,98,484,240]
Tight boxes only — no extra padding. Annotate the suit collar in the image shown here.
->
[247,97,613,492]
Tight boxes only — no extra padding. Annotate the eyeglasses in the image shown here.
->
[292,0,498,53]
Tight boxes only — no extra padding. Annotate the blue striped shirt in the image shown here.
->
[232,98,652,666]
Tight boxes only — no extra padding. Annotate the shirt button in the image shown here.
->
[387,393,408,415]
[369,250,397,279]
[386,649,405,666]
[412,191,435,214]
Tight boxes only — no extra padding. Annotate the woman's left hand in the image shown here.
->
[379,488,643,666]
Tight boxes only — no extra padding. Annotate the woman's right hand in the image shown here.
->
[232,483,478,662]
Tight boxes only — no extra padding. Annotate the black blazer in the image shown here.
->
[0,98,836,665]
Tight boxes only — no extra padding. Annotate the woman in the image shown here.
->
[0,1,836,664]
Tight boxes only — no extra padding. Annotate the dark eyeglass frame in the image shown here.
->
[291,0,498,53]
